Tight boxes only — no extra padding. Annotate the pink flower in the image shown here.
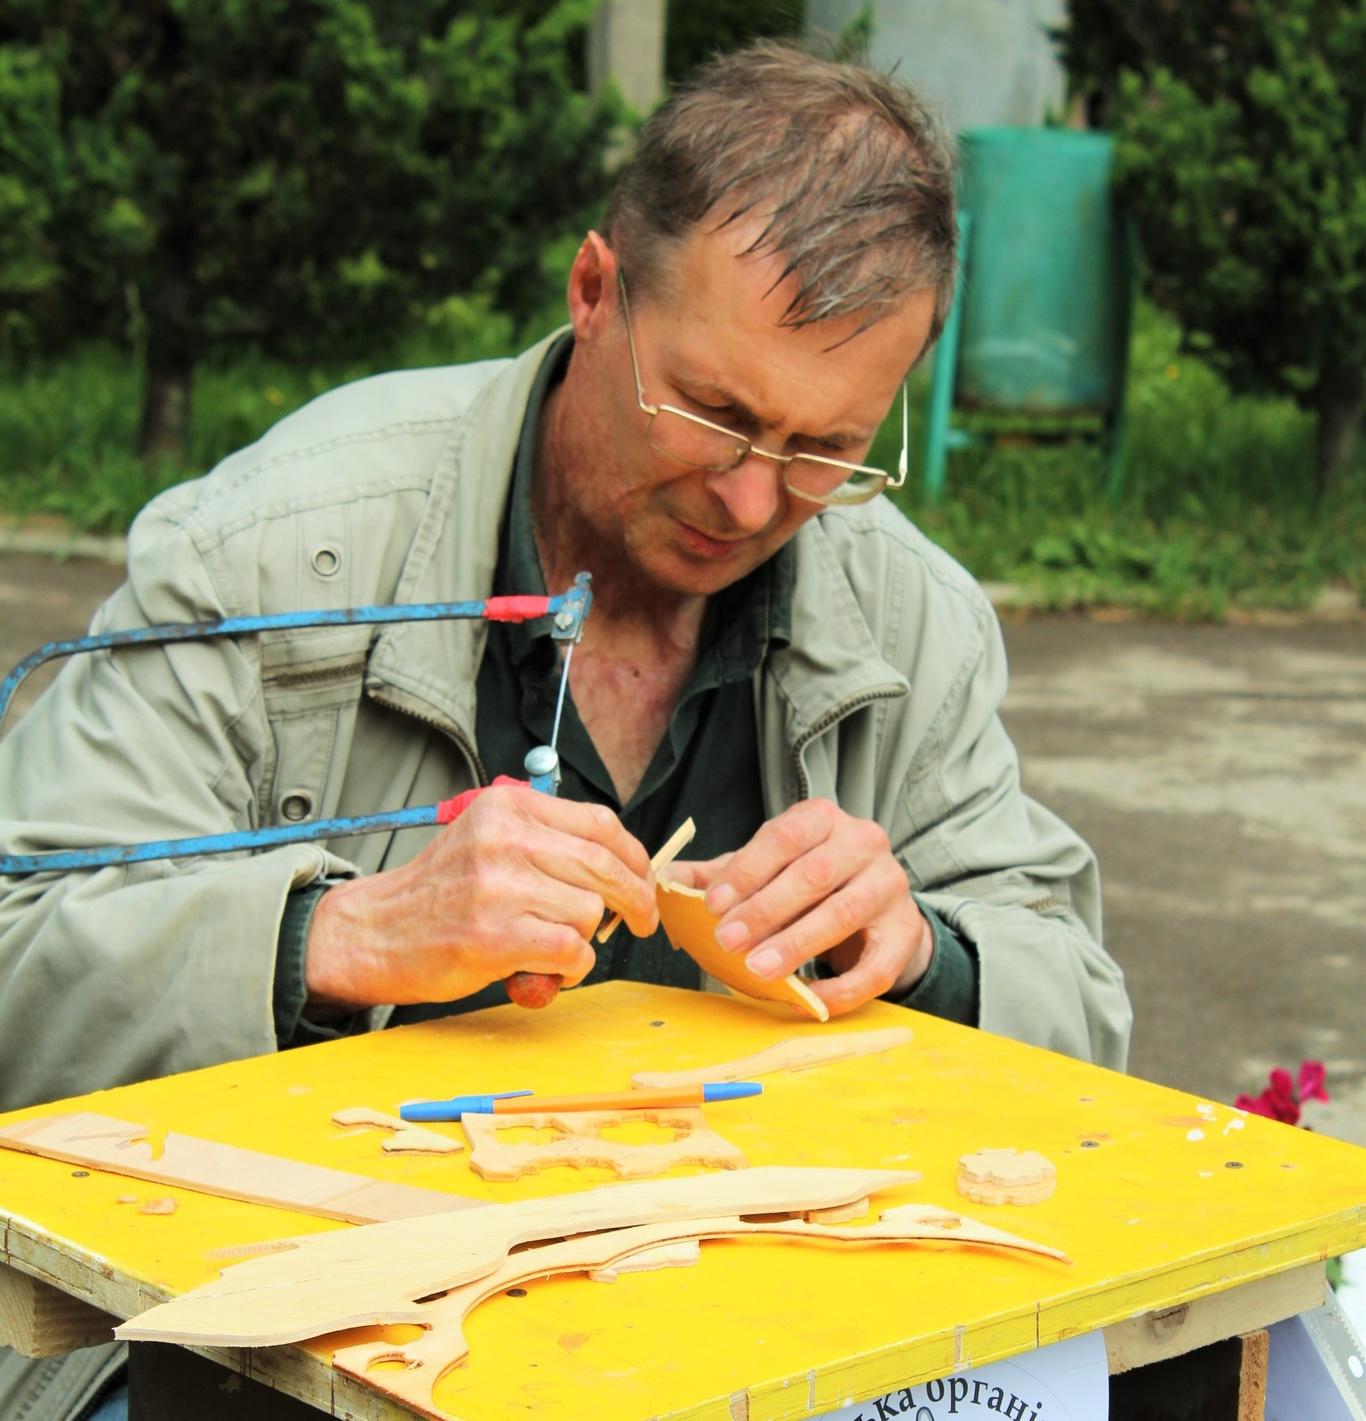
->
[1297,1061,1329,1104]
[1236,1061,1328,1127]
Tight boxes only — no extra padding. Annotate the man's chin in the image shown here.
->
[645,546,763,599]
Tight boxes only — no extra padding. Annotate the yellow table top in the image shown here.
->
[1,981,1363,1421]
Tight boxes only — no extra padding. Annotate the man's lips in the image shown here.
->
[674,519,748,558]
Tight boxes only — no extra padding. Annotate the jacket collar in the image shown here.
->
[769,511,910,739]
[364,330,567,745]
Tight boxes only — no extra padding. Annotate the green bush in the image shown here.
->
[665,1,805,83]
[1060,0,1366,492]
[0,1,619,460]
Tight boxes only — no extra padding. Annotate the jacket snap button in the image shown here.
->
[280,791,314,822]
[310,545,341,577]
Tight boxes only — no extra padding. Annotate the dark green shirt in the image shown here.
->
[276,336,977,1042]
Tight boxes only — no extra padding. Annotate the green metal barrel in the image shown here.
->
[956,127,1128,414]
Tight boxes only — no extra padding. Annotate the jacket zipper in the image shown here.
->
[263,658,369,691]
[790,686,905,801]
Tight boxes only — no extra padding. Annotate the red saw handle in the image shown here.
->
[438,776,563,1009]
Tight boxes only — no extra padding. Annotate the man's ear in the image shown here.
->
[566,230,620,341]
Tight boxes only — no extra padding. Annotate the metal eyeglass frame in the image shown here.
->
[616,270,908,507]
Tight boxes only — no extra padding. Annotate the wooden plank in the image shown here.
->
[116,1165,917,1347]
[630,1026,915,1088]
[1110,1329,1269,1421]
[0,1112,476,1224]
[0,1267,117,1357]
[1105,1261,1324,1373]
[1239,1329,1269,1421]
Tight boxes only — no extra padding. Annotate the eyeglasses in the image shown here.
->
[616,271,908,507]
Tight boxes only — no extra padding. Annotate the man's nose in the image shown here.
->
[705,450,785,533]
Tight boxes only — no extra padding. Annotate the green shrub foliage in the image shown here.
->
[1061,0,1366,489]
[0,0,619,455]
[665,0,804,82]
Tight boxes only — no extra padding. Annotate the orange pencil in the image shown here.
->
[400,1083,761,1121]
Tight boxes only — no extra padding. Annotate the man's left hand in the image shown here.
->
[681,800,933,1017]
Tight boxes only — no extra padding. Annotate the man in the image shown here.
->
[0,42,1129,1418]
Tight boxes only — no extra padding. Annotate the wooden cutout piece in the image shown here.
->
[0,1113,479,1224]
[596,817,696,944]
[329,1205,1065,1417]
[332,1107,463,1155]
[956,1148,1057,1205]
[804,1197,869,1224]
[655,878,829,1022]
[116,1165,918,1347]
[632,1026,915,1088]
[461,1107,744,1181]
[588,1238,701,1282]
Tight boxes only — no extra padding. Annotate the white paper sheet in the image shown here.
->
[814,1329,1108,1420]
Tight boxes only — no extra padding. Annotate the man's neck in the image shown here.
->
[532,378,707,646]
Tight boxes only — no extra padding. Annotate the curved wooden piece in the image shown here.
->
[655,880,828,1022]
[631,1026,915,1089]
[115,1165,916,1347]
[330,1204,1066,1417]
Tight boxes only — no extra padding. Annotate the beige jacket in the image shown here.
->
[0,330,1129,1417]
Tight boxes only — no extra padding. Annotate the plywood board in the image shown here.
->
[0,1113,476,1224]
[655,880,829,1021]
[116,1165,916,1347]
[631,1026,915,1088]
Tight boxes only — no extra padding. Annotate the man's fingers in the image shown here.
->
[662,853,735,892]
[737,865,897,980]
[810,927,921,1017]
[463,785,657,936]
[525,829,658,937]
[703,800,840,918]
[811,902,932,1017]
[495,785,654,880]
[512,917,597,988]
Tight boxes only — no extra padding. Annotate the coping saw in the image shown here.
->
[0,571,593,1008]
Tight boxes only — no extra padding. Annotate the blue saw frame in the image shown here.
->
[0,572,592,875]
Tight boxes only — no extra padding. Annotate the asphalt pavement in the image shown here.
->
[1,549,1362,1144]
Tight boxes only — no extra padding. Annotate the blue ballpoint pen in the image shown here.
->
[400,1082,763,1122]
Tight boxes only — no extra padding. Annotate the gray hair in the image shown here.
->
[605,41,958,345]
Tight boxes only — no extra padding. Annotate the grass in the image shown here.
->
[1,298,1361,619]
[879,302,1365,617]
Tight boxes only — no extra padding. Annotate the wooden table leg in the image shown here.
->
[1110,1329,1269,1420]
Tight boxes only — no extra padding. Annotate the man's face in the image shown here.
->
[558,222,937,600]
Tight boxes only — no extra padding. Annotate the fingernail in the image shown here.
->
[746,947,782,978]
[706,884,737,916]
[715,919,749,951]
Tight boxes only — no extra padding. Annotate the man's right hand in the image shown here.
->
[302,784,658,1010]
